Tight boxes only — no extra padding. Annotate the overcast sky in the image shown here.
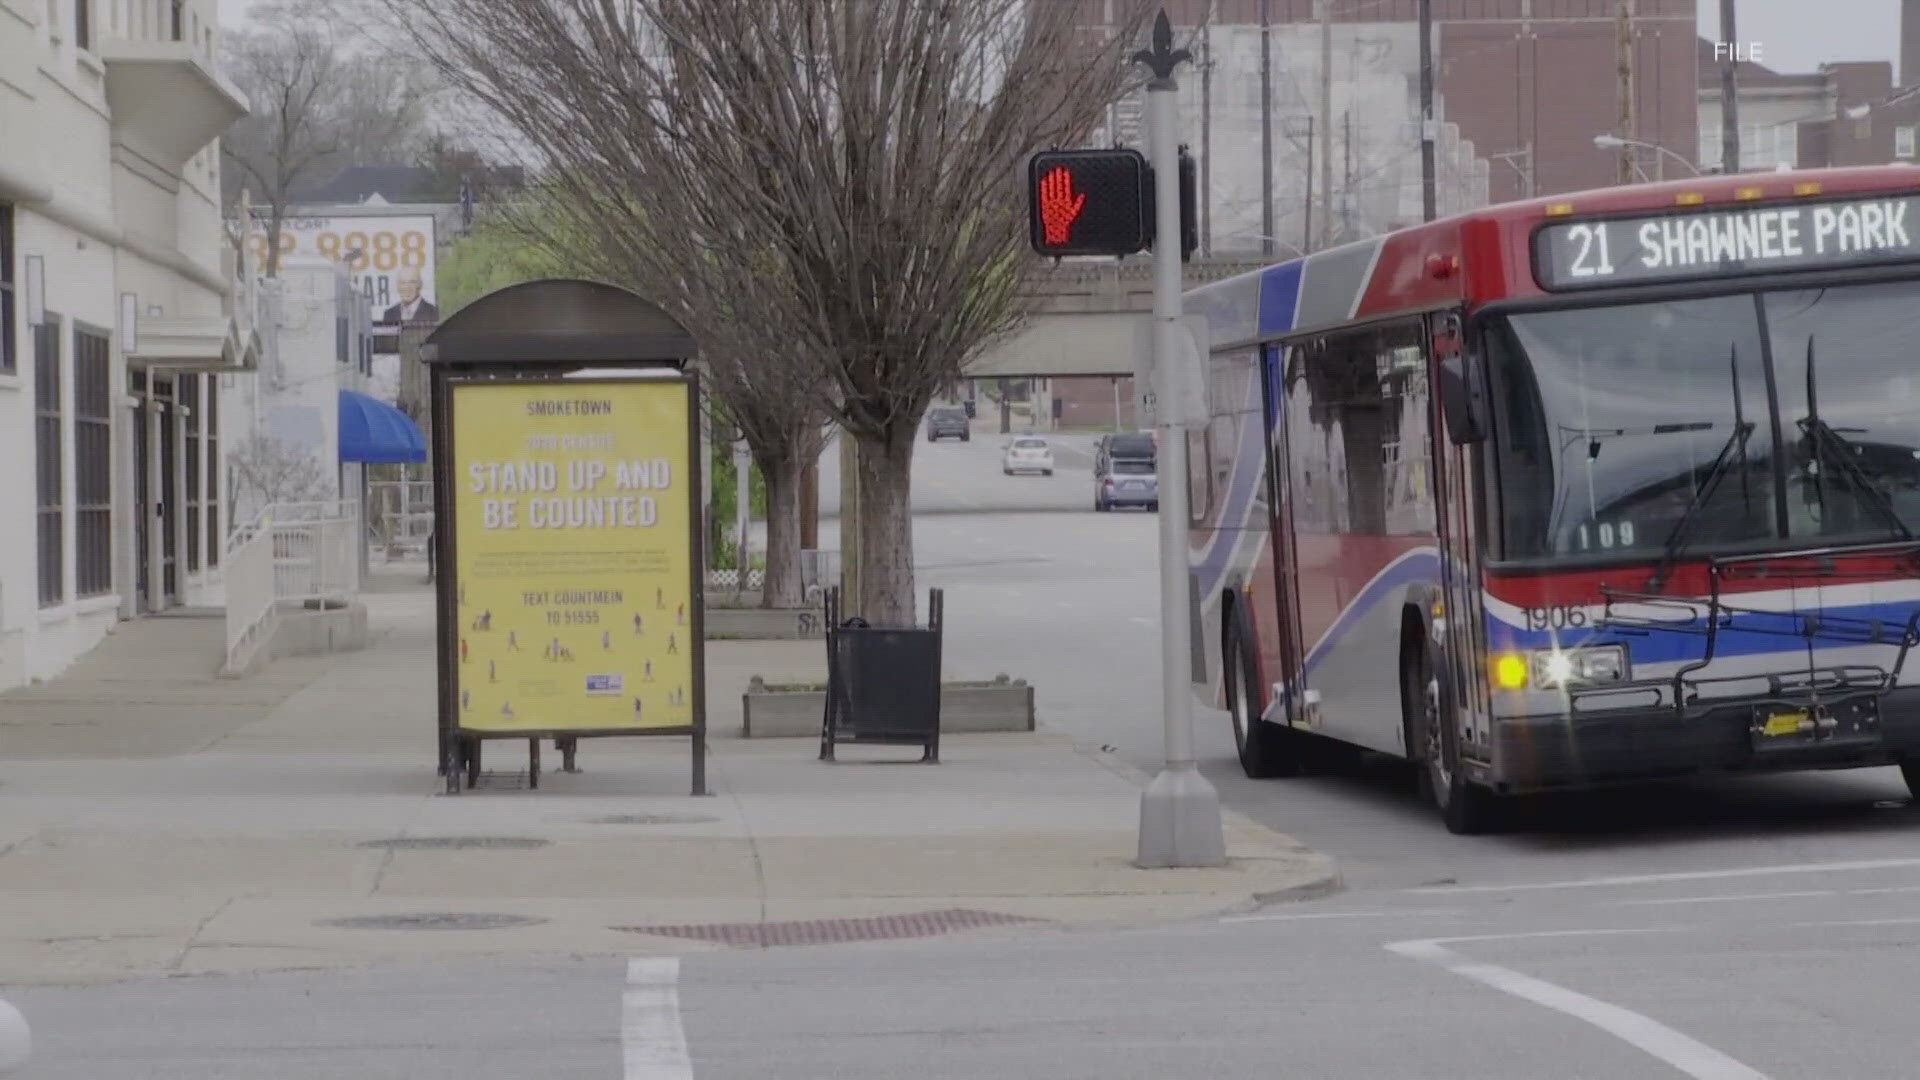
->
[218,0,1903,75]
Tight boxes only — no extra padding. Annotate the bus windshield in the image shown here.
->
[1490,279,1920,563]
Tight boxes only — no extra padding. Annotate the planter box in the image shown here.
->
[741,675,1035,738]
[705,606,825,640]
[704,590,763,609]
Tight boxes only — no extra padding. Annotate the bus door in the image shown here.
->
[1430,312,1493,759]
[1260,342,1307,727]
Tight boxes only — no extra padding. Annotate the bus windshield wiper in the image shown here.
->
[1798,335,1912,540]
[1648,421,1755,591]
[1648,345,1755,592]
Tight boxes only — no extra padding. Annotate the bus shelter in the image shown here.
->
[423,280,707,796]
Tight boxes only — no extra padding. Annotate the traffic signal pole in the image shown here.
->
[1134,11,1226,870]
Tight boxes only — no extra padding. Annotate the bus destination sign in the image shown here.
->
[1535,194,1920,290]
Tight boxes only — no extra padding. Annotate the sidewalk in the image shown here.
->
[0,576,1337,983]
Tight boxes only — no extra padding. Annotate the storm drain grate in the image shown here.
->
[319,912,547,931]
[588,814,720,826]
[359,836,551,850]
[614,908,1044,948]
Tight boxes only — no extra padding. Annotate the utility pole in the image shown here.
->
[1616,0,1636,184]
[1720,0,1741,172]
[1318,0,1335,249]
[1259,0,1274,258]
[1133,10,1226,870]
[1303,117,1314,252]
[1201,0,1214,255]
[1419,0,1437,221]
[1342,110,1353,240]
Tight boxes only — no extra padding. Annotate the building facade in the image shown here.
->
[0,0,251,689]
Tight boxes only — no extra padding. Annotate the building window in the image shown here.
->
[206,380,220,567]
[183,374,202,573]
[1,204,14,376]
[75,0,90,50]
[74,328,112,597]
[171,0,183,41]
[1899,126,1917,160]
[35,320,64,608]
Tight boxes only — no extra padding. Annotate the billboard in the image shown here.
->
[448,378,700,735]
[248,213,438,344]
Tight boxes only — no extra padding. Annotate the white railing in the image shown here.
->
[224,511,278,668]
[367,479,434,563]
[705,568,766,590]
[270,500,361,604]
[223,500,362,672]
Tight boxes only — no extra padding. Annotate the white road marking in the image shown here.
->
[1386,934,1769,1080]
[1612,890,1836,908]
[624,958,693,1080]
[1789,917,1920,929]
[1407,858,1920,895]
[1220,907,1459,925]
[1841,885,1920,897]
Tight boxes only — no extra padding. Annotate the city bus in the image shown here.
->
[1187,165,1920,833]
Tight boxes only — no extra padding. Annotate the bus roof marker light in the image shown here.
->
[1545,203,1574,217]
[1735,186,1764,201]
[1675,192,1705,206]
[1794,182,1822,196]
[1425,253,1458,279]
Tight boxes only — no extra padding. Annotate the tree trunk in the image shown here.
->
[759,452,805,609]
[799,458,819,551]
[851,428,916,626]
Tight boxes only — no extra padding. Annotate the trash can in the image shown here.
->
[819,587,944,762]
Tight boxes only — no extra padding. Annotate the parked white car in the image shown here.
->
[1002,436,1054,476]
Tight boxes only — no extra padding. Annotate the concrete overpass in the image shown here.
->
[964,257,1267,378]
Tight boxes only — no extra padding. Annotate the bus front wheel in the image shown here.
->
[1227,611,1299,778]
[1403,643,1501,835]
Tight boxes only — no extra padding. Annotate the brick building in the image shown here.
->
[1697,0,1920,173]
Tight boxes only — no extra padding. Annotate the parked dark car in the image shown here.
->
[927,406,970,442]
[1094,432,1158,511]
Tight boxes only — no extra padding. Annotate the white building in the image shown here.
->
[0,0,253,689]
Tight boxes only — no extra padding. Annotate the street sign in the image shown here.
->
[1028,148,1152,257]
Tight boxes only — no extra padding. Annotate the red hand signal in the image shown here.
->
[1038,165,1088,246]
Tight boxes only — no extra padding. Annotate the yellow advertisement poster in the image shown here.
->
[450,378,696,733]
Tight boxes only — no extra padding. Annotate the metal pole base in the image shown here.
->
[1135,762,1228,868]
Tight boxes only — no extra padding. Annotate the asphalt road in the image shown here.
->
[13,419,1920,1077]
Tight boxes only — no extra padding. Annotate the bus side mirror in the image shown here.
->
[1437,354,1488,445]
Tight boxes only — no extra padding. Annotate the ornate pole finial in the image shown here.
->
[1132,10,1191,84]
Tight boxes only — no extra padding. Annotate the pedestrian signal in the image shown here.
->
[1028,149,1151,257]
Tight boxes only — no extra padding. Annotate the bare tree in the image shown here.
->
[391,0,1146,622]
[227,437,335,525]
[221,0,440,274]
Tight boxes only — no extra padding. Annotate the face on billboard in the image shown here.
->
[247,214,438,327]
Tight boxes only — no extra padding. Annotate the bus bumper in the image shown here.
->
[1491,687,1920,793]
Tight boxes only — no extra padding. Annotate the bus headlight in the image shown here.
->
[1529,645,1627,688]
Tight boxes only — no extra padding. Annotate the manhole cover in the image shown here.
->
[319,912,547,931]
[589,814,719,826]
[359,836,550,850]
[614,908,1043,948]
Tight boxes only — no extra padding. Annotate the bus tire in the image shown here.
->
[1403,640,1501,835]
[1227,606,1299,779]
[1900,760,1920,801]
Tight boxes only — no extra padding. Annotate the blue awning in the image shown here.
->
[338,390,427,464]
